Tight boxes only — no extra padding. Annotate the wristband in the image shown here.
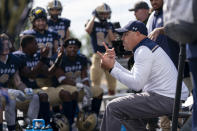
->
[58,76,66,83]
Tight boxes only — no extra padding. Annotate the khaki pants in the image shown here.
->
[34,84,78,106]
[90,53,116,95]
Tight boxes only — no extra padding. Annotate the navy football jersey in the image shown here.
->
[21,29,60,58]
[60,54,88,81]
[0,54,20,87]
[90,21,114,53]
[13,51,41,89]
[47,18,70,45]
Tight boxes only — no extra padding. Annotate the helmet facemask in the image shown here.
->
[97,12,111,22]
[49,9,61,20]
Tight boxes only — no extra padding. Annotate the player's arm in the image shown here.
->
[108,29,115,42]
[12,71,34,100]
[13,71,27,91]
[21,61,50,79]
[53,39,59,54]
[54,67,75,86]
[65,28,70,40]
[85,17,96,34]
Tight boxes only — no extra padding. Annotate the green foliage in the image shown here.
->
[80,33,93,58]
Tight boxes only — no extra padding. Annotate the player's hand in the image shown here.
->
[40,44,49,58]
[24,88,33,95]
[8,89,26,102]
[57,45,64,58]
[92,9,98,18]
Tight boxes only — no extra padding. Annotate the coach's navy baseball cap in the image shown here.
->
[129,1,149,11]
[115,20,148,36]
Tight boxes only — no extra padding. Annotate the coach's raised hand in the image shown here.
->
[97,42,115,71]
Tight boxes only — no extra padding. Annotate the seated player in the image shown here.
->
[14,35,78,130]
[13,35,53,125]
[0,34,38,131]
[50,38,103,130]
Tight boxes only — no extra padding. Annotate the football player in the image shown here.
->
[13,35,52,125]
[0,33,15,52]
[14,35,79,129]
[61,38,103,115]
[85,3,117,95]
[0,34,38,131]
[47,0,71,45]
[50,38,103,130]
[21,7,60,58]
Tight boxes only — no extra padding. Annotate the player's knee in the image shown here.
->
[96,93,103,99]
[32,94,39,102]
[39,93,48,102]
[71,91,78,100]
[59,90,71,101]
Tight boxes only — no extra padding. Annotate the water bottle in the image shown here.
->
[33,119,45,131]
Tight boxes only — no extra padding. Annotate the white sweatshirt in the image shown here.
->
[111,45,189,100]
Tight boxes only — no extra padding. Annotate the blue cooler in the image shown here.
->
[25,119,53,131]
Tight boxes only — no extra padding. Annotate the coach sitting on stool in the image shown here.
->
[98,20,189,131]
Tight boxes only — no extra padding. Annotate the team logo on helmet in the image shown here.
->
[47,0,62,16]
[95,3,111,20]
[29,7,47,23]
[63,38,82,48]
[35,9,42,15]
